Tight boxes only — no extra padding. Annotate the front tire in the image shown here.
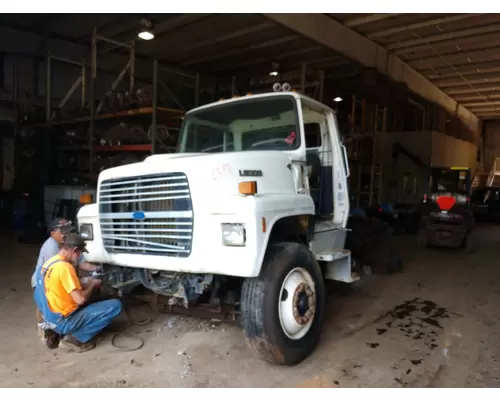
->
[240,242,325,366]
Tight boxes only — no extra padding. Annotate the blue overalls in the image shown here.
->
[33,259,122,343]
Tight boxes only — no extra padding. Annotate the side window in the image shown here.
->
[304,122,322,148]
[301,102,323,149]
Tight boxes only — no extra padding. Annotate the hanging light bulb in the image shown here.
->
[138,18,155,41]
[138,30,154,40]
[269,61,280,77]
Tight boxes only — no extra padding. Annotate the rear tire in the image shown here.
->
[240,242,325,366]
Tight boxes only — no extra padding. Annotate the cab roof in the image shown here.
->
[186,91,334,115]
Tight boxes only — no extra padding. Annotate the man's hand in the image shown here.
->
[70,278,102,305]
[81,277,102,290]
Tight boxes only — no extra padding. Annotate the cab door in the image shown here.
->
[299,98,349,229]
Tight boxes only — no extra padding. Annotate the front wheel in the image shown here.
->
[240,242,325,366]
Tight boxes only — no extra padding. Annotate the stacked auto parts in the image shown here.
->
[97,123,149,146]
[148,124,177,153]
[101,84,154,113]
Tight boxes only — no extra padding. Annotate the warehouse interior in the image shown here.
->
[1,13,500,387]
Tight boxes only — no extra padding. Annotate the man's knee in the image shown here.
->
[102,299,122,318]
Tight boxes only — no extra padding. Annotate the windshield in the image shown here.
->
[430,168,470,194]
[178,95,300,153]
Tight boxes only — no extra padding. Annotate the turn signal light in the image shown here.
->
[239,181,257,195]
[79,194,93,204]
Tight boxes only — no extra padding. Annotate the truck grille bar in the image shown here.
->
[98,173,193,257]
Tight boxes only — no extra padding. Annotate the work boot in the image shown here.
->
[58,335,96,353]
[37,328,60,349]
[45,330,61,349]
[36,308,60,349]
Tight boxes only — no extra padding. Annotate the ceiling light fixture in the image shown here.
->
[269,61,280,77]
[138,18,155,41]
[334,97,343,102]
[138,30,154,40]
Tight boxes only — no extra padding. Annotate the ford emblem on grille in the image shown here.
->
[132,211,146,220]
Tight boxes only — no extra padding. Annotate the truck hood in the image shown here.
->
[97,150,299,201]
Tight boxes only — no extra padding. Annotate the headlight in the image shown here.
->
[79,223,94,240]
[221,223,246,247]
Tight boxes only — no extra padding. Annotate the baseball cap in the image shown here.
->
[49,218,75,234]
[61,233,88,253]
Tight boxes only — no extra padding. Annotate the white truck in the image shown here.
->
[77,91,366,365]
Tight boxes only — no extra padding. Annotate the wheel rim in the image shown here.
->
[278,267,316,340]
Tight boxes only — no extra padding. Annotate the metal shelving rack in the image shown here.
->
[44,55,87,122]
[344,96,388,208]
[30,26,204,186]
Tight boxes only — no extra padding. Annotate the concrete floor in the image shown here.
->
[0,225,499,388]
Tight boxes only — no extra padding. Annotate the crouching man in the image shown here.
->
[32,218,99,349]
[34,233,122,353]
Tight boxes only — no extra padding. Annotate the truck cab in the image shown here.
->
[77,91,355,365]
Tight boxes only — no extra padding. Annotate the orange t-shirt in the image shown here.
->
[42,255,82,317]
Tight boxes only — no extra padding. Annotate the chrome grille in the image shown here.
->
[98,173,193,257]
